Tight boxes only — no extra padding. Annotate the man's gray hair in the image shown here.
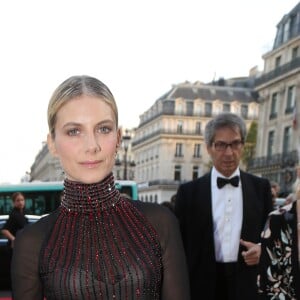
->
[204,112,247,146]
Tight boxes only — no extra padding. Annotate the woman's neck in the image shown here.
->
[61,173,121,213]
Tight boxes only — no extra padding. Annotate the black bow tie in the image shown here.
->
[217,176,239,189]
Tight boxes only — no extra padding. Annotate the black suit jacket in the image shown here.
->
[175,170,273,300]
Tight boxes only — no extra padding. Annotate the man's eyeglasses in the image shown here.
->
[212,140,244,152]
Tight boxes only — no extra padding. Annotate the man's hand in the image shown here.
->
[240,239,261,266]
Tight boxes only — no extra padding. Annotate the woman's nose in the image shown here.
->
[85,133,101,153]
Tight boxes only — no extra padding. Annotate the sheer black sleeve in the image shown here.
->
[134,201,190,300]
[11,213,56,300]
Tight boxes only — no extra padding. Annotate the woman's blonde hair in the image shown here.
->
[47,75,118,138]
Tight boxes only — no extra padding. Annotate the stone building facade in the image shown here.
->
[132,79,259,203]
[248,2,300,196]
[30,142,63,181]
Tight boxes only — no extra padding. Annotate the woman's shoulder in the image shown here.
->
[9,207,20,216]
[131,200,179,234]
[132,200,175,219]
[16,210,59,243]
[261,202,295,239]
[269,201,294,217]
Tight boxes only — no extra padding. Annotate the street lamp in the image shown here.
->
[122,133,131,180]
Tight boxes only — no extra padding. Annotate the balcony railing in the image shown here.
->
[255,57,300,87]
[247,150,299,171]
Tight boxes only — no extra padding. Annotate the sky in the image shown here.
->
[0,0,299,183]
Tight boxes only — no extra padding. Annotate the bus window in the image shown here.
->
[115,180,138,200]
[0,180,138,216]
[0,182,64,216]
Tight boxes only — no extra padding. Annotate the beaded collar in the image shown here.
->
[61,173,120,213]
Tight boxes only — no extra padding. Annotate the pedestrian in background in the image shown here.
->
[175,112,273,300]
[11,75,190,300]
[1,192,28,291]
[1,192,28,249]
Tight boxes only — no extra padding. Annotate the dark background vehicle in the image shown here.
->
[0,215,41,290]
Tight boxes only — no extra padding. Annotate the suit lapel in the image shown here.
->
[240,171,259,242]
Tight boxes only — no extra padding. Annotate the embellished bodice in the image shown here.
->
[39,174,162,300]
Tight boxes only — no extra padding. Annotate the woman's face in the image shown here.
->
[13,194,25,210]
[47,95,121,184]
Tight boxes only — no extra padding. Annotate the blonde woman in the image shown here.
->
[11,75,190,300]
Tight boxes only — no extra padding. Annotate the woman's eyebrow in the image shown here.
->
[61,119,114,128]
[62,122,82,128]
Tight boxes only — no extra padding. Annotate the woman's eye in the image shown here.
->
[67,128,80,136]
[98,126,111,134]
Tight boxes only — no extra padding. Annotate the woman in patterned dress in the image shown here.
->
[258,179,300,299]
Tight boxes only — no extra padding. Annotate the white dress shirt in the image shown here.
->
[211,167,243,262]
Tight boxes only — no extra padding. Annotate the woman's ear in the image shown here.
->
[116,128,122,150]
[47,134,58,157]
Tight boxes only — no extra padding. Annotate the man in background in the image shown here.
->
[175,112,273,300]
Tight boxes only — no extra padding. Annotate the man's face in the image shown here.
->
[207,126,244,177]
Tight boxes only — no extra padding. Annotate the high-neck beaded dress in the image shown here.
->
[11,173,190,300]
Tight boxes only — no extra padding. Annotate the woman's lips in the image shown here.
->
[80,160,102,168]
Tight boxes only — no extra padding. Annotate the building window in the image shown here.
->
[116,170,121,180]
[283,126,292,154]
[186,102,193,116]
[194,144,201,158]
[223,103,230,112]
[205,102,212,117]
[286,86,295,114]
[177,120,183,133]
[241,105,248,119]
[274,24,284,48]
[275,56,281,68]
[174,165,181,181]
[289,14,297,39]
[283,21,290,42]
[192,166,198,180]
[270,93,278,119]
[175,143,183,157]
[292,46,299,60]
[129,170,135,180]
[267,131,275,157]
[195,122,201,134]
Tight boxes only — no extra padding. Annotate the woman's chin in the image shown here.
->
[65,172,110,184]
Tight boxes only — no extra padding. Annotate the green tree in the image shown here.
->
[242,121,257,169]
